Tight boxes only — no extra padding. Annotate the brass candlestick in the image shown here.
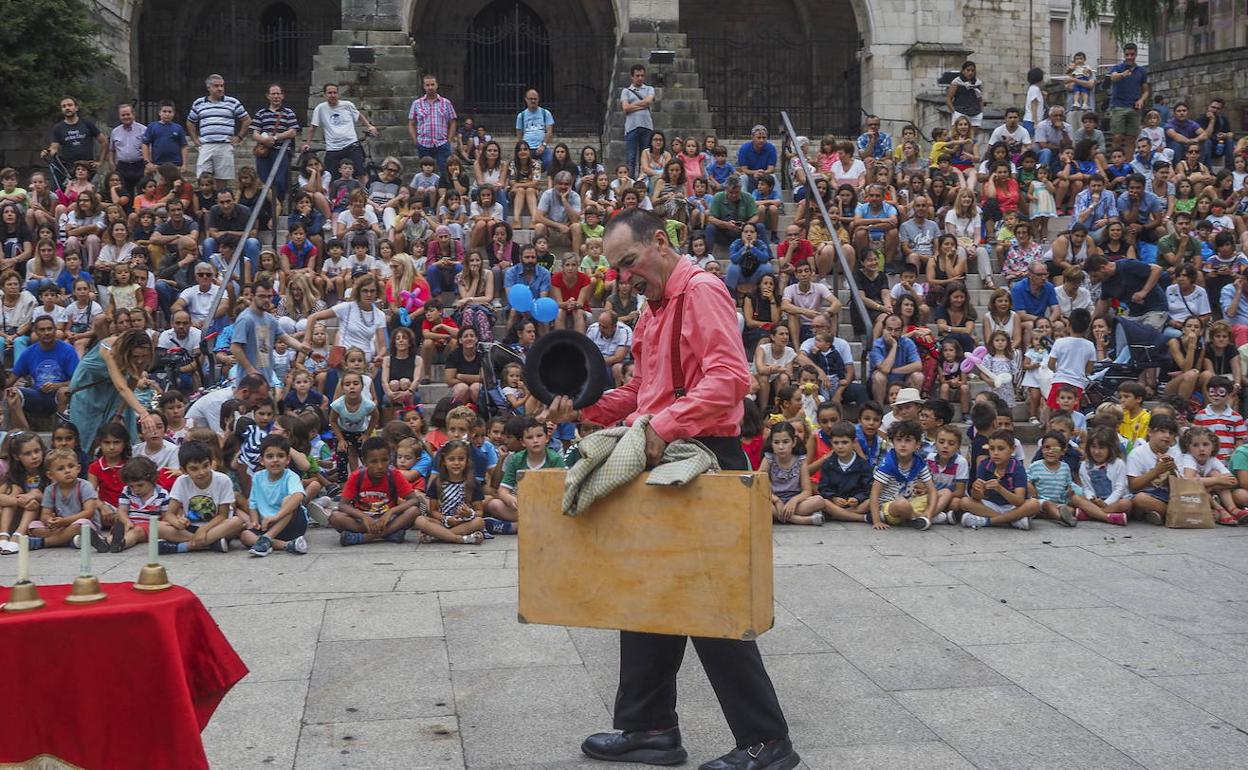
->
[65,574,107,604]
[133,563,172,592]
[2,580,46,612]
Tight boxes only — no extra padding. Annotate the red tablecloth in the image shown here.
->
[0,583,248,770]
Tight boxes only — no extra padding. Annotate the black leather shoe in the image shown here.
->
[581,727,688,765]
[698,738,800,770]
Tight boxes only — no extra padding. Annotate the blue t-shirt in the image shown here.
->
[515,107,554,149]
[736,141,777,172]
[142,121,189,165]
[854,202,898,237]
[1108,63,1147,109]
[503,263,552,295]
[1010,278,1059,318]
[868,336,919,377]
[1115,190,1164,225]
[249,467,305,519]
[975,458,1029,506]
[12,340,79,389]
[230,308,279,381]
[707,161,735,185]
[56,269,94,296]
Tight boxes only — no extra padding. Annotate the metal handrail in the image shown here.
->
[205,140,291,326]
[779,110,871,335]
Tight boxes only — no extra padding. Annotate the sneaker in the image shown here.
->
[285,535,309,554]
[1011,517,1031,530]
[88,527,110,553]
[809,512,825,526]
[384,528,408,543]
[1028,417,1041,425]
[962,513,990,529]
[71,533,80,549]
[491,298,503,310]
[484,517,517,535]
[1057,506,1077,527]
[249,535,273,557]
[1143,510,1164,526]
[1106,512,1128,526]
[340,531,365,546]
[209,539,228,553]
[306,499,331,527]
[931,511,958,525]
[0,538,17,555]
[158,540,180,556]
[1075,510,1090,522]
[109,520,126,552]
[906,516,931,531]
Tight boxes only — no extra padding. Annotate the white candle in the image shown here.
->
[148,513,159,565]
[79,521,91,576]
[16,534,29,584]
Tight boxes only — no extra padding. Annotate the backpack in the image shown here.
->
[351,467,399,509]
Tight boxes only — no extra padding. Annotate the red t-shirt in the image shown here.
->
[341,467,414,515]
[88,458,124,506]
[551,271,592,311]
[777,238,813,268]
[421,316,459,343]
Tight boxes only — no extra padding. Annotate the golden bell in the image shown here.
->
[133,563,172,592]
[2,581,46,612]
[65,575,107,604]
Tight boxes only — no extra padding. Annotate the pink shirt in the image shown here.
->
[581,258,749,442]
[679,152,705,195]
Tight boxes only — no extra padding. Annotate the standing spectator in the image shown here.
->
[107,104,146,198]
[945,60,984,143]
[1024,68,1046,135]
[1086,254,1167,330]
[1197,97,1235,169]
[305,83,379,186]
[619,64,655,178]
[515,89,555,169]
[736,125,778,193]
[1106,42,1149,155]
[856,115,893,170]
[251,83,301,206]
[42,96,105,188]
[141,100,188,176]
[408,74,457,176]
[231,279,308,387]
[186,74,250,191]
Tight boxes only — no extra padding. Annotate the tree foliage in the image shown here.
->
[1076,0,1180,43]
[0,0,112,127]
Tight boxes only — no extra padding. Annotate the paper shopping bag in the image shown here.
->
[1166,476,1214,528]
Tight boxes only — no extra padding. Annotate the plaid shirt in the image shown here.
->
[408,94,457,147]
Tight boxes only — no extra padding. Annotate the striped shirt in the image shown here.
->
[252,105,300,138]
[1192,404,1247,461]
[928,454,969,492]
[187,95,249,144]
[1027,460,1072,505]
[408,94,457,147]
[118,485,172,524]
[872,452,933,504]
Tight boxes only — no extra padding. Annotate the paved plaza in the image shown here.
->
[21,520,1248,769]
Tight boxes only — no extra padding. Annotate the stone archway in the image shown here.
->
[677,0,865,136]
[462,0,552,114]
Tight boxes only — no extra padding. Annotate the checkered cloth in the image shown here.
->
[561,415,720,516]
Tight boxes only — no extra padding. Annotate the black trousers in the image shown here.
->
[612,434,788,748]
[115,160,146,197]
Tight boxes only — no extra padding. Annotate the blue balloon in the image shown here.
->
[508,284,534,313]
[398,307,412,327]
[532,296,559,323]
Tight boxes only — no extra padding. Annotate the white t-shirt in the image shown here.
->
[185,386,235,433]
[1047,336,1096,389]
[1026,85,1045,125]
[332,301,386,359]
[1125,443,1181,485]
[988,124,1032,148]
[829,157,866,186]
[178,285,224,326]
[133,439,181,470]
[157,326,203,352]
[944,210,982,244]
[1177,454,1229,478]
[782,281,832,313]
[56,300,102,330]
[890,282,925,300]
[336,207,379,232]
[170,470,235,522]
[1166,285,1211,322]
[311,100,362,151]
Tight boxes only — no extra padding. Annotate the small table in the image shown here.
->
[0,583,247,770]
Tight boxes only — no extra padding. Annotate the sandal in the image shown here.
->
[1216,512,1238,526]
[1235,509,1248,525]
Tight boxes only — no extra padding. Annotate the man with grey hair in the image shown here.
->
[534,170,583,253]
[187,74,250,190]
[736,124,777,193]
[856,114,893,170]
[586,309,632,383]
[1034,105,1074,170]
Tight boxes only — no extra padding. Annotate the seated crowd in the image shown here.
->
[3,53,1248,559]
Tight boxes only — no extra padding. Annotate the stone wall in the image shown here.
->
[1148,48,1248,131]
[960,0,1049,111]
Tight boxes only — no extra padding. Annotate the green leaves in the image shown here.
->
[0,0,112,127]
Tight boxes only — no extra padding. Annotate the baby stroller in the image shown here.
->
[1083,316,1170,410]
[476,341,525,420]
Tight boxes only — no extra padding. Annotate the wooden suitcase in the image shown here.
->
[516,469,774,640]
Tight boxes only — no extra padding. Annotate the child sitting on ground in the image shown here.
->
[1027,431,1099,527]
[1117,382,1151,453]
[816,421,873,523]
[332,436,422,545]
[967,400,998,480]
[927,425,968,525]
[38,447,104,551]
[163,441,248,552]
[760,422,825,525]
[416,439,486,544]
[1178,425,1248,525]
[1191,375,1247,463]
[238,435,310,556]
[484,416,564,534]
[112,456,173,552]
[868,420,937,531]
[855,400,888,468]
[962,429,1041,529]
[1077,426,1131,525]
[804,401,842,482]
[1125,413,1181,526]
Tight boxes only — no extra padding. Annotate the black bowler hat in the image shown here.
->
[523,330,611,410]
